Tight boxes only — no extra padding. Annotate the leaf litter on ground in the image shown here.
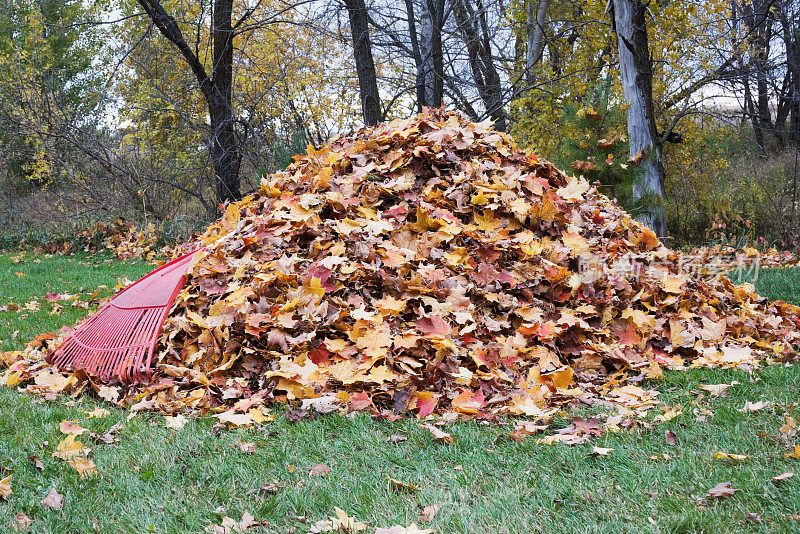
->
[2,108,799,448]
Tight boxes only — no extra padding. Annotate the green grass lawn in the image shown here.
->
[1,253,799,533]
[0,252,151,354]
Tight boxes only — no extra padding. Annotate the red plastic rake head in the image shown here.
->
[47,250,201,383]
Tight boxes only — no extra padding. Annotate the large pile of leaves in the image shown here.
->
[4,109,799,423]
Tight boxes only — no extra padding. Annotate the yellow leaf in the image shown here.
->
[247,407,273,424]
[713,452,749,461]
[68,457,98,478]
[621,308,656,330]
[561,232,590,255]
[654,405,683,423]
[557,177,590,200]
[52,434,88,461]
[34,371,74,393]
[221,203,241,233]
[217,410,255,427]
[470,191,489,205]
[306,277,326,298]
[165,414,188,430]
[0,475,11,500]
[590,446,614,456]
[474,209,502,232]
[662,274,688,294]
[84,407,110,418]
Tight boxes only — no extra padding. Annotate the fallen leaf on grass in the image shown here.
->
[41,486,64,510]
[665,430,677,445]
[386,434,408,444]
[589,446,614,456]
[419,503,441,522]
[97,386,120,403]
[419,423,454,443]
[309,464,332,477]
[309,508,367,533]
[28,455,44,470]
[694,406,714,423]
[707,482,741,499]
[205,511,267,534]
[84,407,110,418]
[236,441,256,454]
[739,401,771,412]
[53,435,89,460]
[648,453,671,460]
[12,513,32,532]
[375,525,434,534]
[784,446,800,459]
[508,421,548,442]
[68,457,97,478]
[654,405,682,423]
[59,421,87,435]
[258,481,286,493]
[216,410,254,428]
[713,452,749,461]
[698,383,737,397]
[780,416,797,437]
[772,472,794,483]
[0,475,11,500]
[165,414,188,430]
[301,395,341,414]
[245,407,272,424]
[388,477,418,493]
[91,422,123,445]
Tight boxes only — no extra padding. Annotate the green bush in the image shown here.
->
[551,80,653,217]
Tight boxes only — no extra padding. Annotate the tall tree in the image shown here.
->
[419,0,445,106]
[136,0,242,205]
[775,0,800,147]
[609,0,667,237]
[451,0,509,129]
[343,0,382,125]
[0,0,102,187]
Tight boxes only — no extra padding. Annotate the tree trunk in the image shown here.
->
[742,0,776,152]
[610,0,667,237]
[419,0,445,106]
[404,0,426,111]
[343,0,382,125]
[744,77,766,151]
[779,7,800,147]
[210,0,241,203]
[136,0,241,207]
[525,0,549,85]
[452,0,509,130]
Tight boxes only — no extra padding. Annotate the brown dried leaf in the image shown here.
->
[706,482,741,499]
[309,464,332,477]
[41,486,64,510]
[419,423,454,443]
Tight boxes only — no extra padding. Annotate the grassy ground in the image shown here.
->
[0,253,798,533]
[0,252,151,353]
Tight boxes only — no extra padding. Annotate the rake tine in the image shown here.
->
[46,249,201,384]
[99,309,145,380]
[84,308,135,378]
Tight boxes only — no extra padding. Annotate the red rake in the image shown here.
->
[47,249,202,383]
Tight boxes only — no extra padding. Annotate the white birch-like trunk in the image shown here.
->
[611,0,667,237]
[525,0,550,84]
